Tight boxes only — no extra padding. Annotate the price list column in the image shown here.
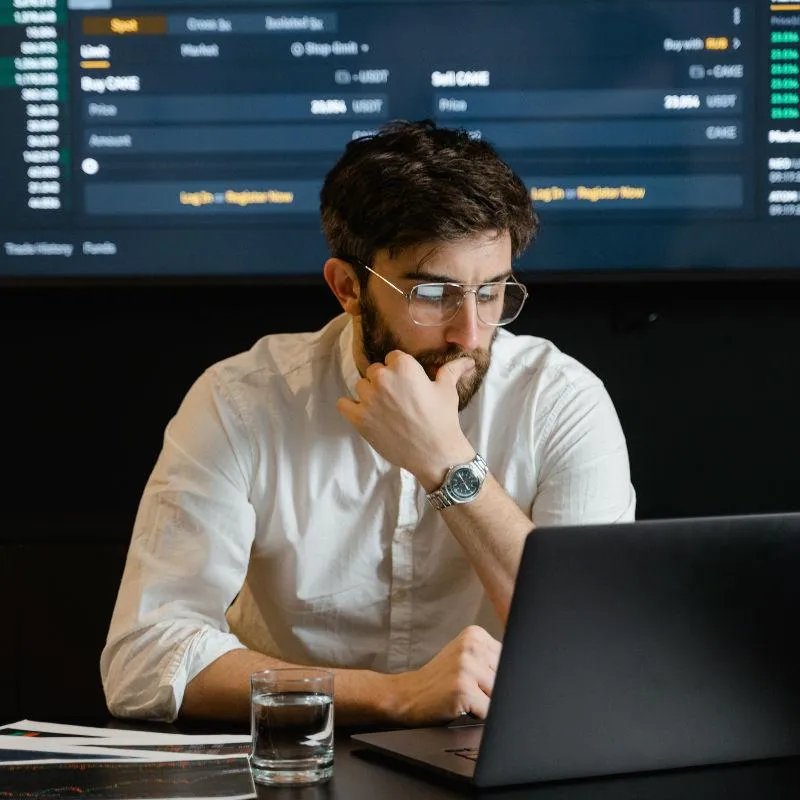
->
[0,0,69,225]
[767,2,800,217]
[770,30,799,120]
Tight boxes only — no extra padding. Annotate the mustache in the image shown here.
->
[415,343,491,374]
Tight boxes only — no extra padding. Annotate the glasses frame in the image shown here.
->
[347,259,529,328]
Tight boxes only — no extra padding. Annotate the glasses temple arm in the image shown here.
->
[360,263,407,297]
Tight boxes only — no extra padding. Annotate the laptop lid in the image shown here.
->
[352,512,800,788]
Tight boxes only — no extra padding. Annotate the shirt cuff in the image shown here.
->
[168,628,248,720]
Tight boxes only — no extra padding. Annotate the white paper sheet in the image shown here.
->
[0,719,251,766]
[2,718,250,743]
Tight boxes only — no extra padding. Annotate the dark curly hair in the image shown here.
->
[320,120,539,286]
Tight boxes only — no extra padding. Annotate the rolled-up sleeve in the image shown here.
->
[100,367,258,721]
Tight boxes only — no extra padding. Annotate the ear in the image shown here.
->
[323,258,362,317]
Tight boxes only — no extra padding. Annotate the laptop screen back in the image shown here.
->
[474,513,800,787]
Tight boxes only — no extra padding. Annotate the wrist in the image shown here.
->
[377,671,412,726]
[414,443,477,493]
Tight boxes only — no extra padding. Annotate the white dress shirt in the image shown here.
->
[101,313,635,721]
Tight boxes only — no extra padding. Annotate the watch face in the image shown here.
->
[449,466,481,500]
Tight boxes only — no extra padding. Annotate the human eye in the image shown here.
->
[477,283,504,303]
[413,283,447,303]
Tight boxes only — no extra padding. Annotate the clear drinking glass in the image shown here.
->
[249,667,334,786]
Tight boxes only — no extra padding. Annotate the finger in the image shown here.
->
[364,361,385,381]
[435,356,475,386]
[384,350,427,377]
[336,396,360,425]
[463,689,491,720]
[353,376,375,400]
[383,349,408,367]
[475,661,497,699]
[483,636,502,671]
[460,637,499,697]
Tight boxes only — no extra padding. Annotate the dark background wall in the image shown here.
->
[1,277,798,723]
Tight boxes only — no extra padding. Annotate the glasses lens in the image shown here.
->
[409,283,464,325]
[474,281,527,325]
[409,281,527,326]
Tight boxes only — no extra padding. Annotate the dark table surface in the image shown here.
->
[3,717,800,799]
[281,734,800,800]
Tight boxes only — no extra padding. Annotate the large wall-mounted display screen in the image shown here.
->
[1,0,799,281]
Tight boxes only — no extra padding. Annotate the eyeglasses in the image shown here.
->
[350,261,529,327]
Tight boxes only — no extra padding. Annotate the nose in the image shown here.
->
[444,291,482,351]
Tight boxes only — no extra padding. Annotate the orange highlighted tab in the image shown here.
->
[80,60,111,69]
[82,16,167,35]
[705,37,729,50]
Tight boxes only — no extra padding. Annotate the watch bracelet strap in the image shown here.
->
[426,453,488,510]
[427,489,454,511]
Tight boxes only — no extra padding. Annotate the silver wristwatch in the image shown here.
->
[426,453,488,510]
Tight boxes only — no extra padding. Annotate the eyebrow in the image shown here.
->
[400,268,514,284]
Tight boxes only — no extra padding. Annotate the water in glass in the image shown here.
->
[250,689,334,785]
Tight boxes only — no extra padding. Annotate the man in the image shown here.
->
[101,120,635,727]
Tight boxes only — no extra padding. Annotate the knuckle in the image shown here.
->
[461,624,484,645]
[367,366,389,387]
[390,350,414,371]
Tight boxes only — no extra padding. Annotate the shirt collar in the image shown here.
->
[337,316,362,399]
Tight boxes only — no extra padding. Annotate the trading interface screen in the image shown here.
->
[1,0,799,280]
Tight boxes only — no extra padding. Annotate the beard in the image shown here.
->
[359,289,494,412]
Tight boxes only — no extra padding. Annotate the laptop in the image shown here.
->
[352,512,800,788]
